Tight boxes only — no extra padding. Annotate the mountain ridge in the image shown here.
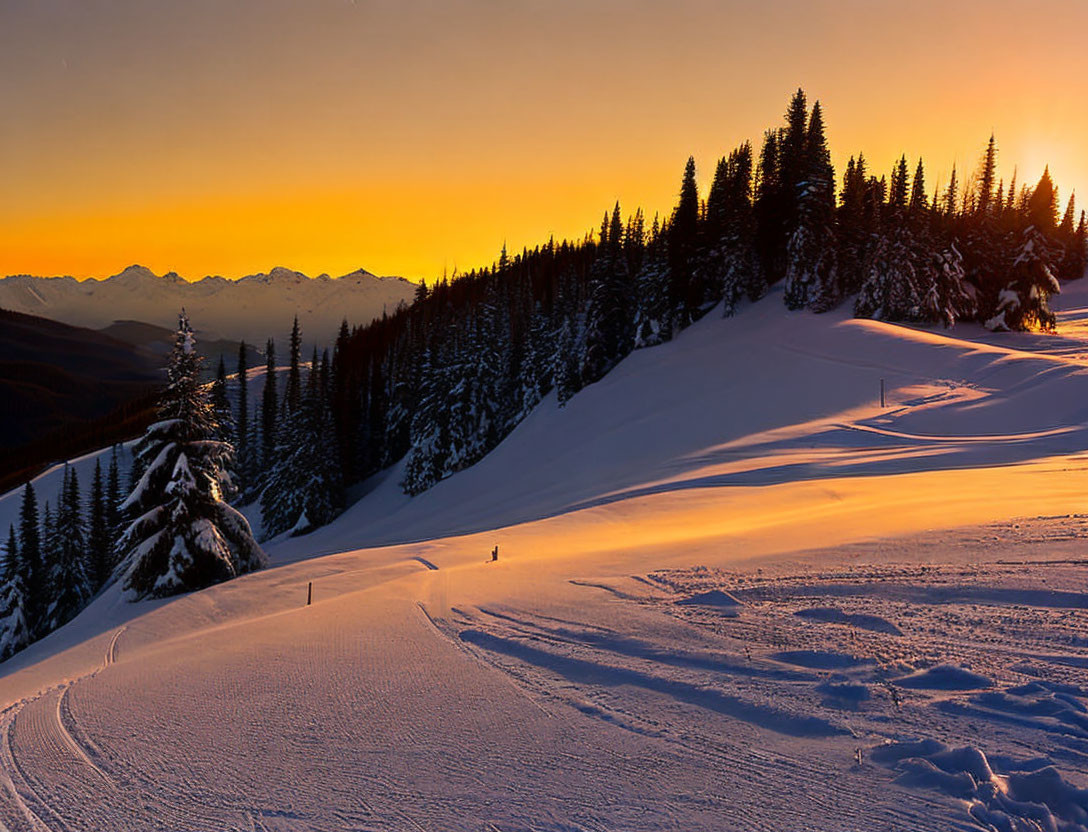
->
[0,264,418,346]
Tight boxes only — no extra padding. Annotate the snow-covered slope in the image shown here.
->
[0,265,417,346]
[4,284,1088,831]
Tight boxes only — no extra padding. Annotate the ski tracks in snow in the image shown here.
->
[0,625,127,832]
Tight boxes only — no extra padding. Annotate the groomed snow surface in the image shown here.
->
[5,283,1088,830]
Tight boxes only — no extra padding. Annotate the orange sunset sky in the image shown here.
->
[2,0,1085,283]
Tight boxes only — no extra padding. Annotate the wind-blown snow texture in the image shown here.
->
[4,282,1088,829]
[0,265,416,346]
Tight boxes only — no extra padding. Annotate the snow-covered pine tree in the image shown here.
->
[0,525,29,660]
[210,355,239,502]
[854,222,919,321]
[984,169,1062,332]
[985,224,1061,331]
[117,311,266,599]
[45,465,91,630]
[106,446,123,540]
[261,349,344,535]
[17,483,43,636]
[784,101,837,310]
[402,345,451,494]
[514,305,552,421]
[1073,211,1088,280]
[698,143,761,317]
[235,341,251,497]
[87,458,113,592]
[919,241,976,328]
[722,143,763,313]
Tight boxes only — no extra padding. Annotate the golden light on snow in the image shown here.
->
[1,1,1087,280]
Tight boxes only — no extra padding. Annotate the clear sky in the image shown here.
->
[2,0,1086,282]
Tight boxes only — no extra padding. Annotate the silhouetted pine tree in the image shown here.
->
[18,483,43,635]
[87,459,112,592]
[785,100,836,309]
[260,338,277,479]
[583,203,634,383]
[285,316,303,414]
[669,156,701,327]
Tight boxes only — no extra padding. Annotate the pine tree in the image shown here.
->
[0,525,29,659]
[633,216,671,346]
[833,154,878,302]
[909,158,929,213]
[211,355,238,502]
[755,128,786,283]
[976,134,998,216]
[669,157,701,327]
[117,311,266,599]
[235,341,254,499]
[87,459,112,592]
[285,316,303,414]
[700,142,761,315]
[944,164,959,216]
[17,483,43,635]
[1027,166,1059,233]
[888,155,909,211]
[1072,211,1088,281]
[40,500,59,623]
[986,223,1061,331]
[262,348,344,534]
[46,465,91,630]
[784,100,836,310]
[260,338,277,478]
[402,346,451,494]
[583,202,634,383]
[553,317,581,405]
[106,446,123,540]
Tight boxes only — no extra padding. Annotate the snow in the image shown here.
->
[5,282,1088,828]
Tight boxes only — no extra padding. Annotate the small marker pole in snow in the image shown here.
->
[880,378,885,408]
[307,582,312,606]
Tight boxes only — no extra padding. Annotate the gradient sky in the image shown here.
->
[2,0,1086,282]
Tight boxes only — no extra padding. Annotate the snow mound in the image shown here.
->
[816,678,870,708]
[675,589,744,614]
[794,606,902,635]
[873,739,1088,832]
[892,664,994,691]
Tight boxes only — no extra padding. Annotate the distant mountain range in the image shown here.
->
[0,265,418,348]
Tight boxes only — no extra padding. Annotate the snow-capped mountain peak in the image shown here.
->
[0,266,417,345]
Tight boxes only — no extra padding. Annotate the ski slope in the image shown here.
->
[3,284,1088,831]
